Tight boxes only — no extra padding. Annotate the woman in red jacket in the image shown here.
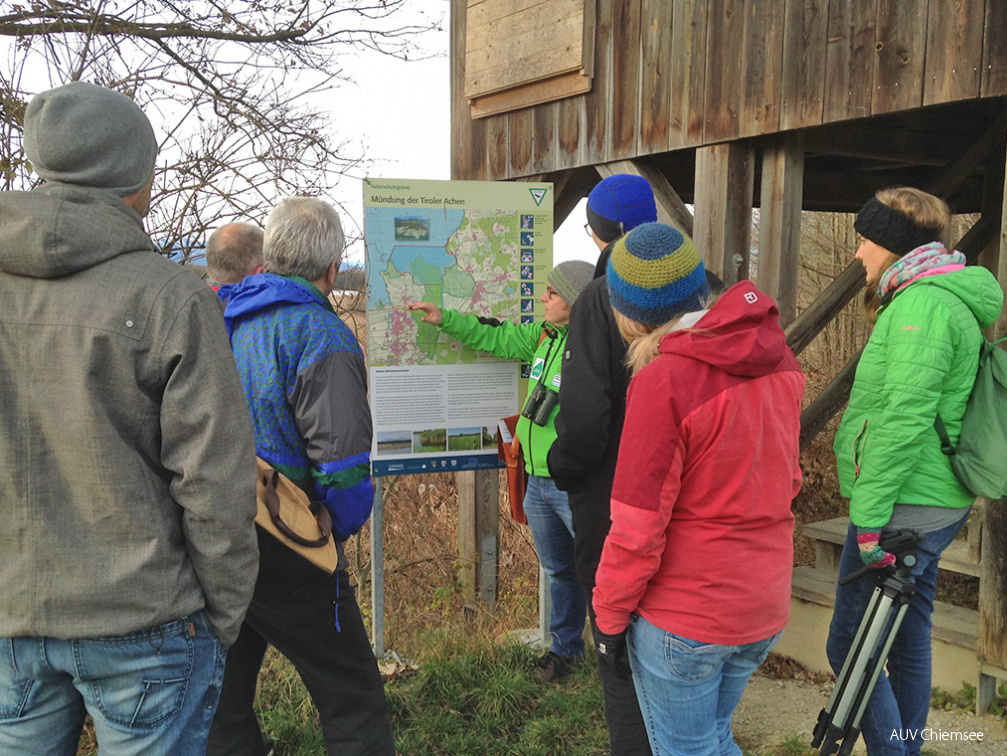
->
[591,223,805,756]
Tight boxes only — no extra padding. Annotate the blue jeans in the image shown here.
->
[826,513,969,756]
[523,475,587,658]
[0,611,225,756]
[628,615,780,756]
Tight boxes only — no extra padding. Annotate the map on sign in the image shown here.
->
[363,178,553,476]
[367,208,522,367]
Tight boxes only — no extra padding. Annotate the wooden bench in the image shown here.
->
[793,513,1007,714]
[802,515,982,579]
[791,566,978,650]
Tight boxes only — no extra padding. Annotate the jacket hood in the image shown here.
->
[0,183,155,278]
[222,273,326,336]
[898,266,1004,329]
[658,281,791,378]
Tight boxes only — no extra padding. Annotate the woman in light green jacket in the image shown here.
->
[408,260,594,682]
[826,187,1003,756]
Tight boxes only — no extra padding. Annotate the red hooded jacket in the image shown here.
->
[593,281,804,644]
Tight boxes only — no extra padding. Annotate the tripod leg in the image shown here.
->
[815,588,899,756]
[813,584,885,751]
[850,602,911,733]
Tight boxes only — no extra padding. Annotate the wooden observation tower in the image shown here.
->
[450,0,1007,708]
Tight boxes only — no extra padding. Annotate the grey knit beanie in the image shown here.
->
[24,81,158,195]
[548,260,594,308]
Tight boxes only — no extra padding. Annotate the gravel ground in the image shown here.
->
[734,674,1007,755]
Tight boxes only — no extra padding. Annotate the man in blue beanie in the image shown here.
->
[583,173,659,249]
[548,173,657,756]
[0,82,258,754]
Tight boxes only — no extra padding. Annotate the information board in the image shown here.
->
[364,178,553,475]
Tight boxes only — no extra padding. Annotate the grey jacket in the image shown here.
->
[0,183,258,645]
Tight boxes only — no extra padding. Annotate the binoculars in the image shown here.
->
[521,382,559,426]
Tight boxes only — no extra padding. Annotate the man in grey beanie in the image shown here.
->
[0,81,259,754]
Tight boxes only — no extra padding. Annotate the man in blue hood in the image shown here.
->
[208,196,395,756]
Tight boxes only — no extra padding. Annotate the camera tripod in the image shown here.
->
[812,529,925,756]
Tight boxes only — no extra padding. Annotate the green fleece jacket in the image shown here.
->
[834,267,1004,528]
[440,309,566,477]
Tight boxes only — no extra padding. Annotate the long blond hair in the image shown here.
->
[614,298,717,375]
[862,187,952,322]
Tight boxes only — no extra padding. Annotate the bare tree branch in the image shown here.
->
[0,0,443,262]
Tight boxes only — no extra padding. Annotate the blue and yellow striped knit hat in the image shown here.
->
[606,223,710,326]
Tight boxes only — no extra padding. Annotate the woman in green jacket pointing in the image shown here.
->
[826,187,1003,756]
[409,260,595,682]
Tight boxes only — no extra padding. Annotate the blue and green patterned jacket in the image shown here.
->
[222,273,373,542]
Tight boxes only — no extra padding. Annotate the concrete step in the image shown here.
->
[792,565,978,650]
[802,516,980,577]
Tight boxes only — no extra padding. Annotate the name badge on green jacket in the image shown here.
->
[530,357,545,380]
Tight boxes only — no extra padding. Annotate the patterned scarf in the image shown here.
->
[878,242,966,299]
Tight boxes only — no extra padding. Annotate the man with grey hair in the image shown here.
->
[205,221,265,289]
[208,196,394,756]
[0,82,258,753]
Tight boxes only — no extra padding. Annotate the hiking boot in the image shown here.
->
[535,651,580,682]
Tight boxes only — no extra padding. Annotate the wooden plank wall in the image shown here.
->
[451,0,1007,182]
[464,0,588,99]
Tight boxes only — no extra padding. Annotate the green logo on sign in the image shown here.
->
[529,188,548,206]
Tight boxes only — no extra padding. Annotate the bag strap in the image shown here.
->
[262,469,333,547]
[934,412,955,457]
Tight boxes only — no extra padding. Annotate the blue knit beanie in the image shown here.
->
[607,223,710,326]
[587,175,657,242]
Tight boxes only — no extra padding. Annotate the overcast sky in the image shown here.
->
[337,7,596,269]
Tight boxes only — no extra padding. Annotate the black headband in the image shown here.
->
[586,205,624,244]
[854,196,940,257]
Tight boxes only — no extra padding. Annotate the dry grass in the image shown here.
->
[345,471,542,659]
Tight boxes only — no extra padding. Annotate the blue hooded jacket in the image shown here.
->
[222,273,374,541]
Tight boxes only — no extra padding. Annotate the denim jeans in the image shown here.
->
[826,513,969,756]
[523,475,587,658]
[0,610,225,756]
[628,615,780,756]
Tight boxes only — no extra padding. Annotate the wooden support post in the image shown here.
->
[457,469,500,608]
[549,171,578,232]
[979,499,1007,713]
[798,347,862,452]
[693,143,755,286]
[976,134,1007,713]
[555,169,598,232]
[596,159,694,236]
[457,471,477,602]
[785,264,864,356]
[370,478,385,658]
[758,133,805,327]
[977,133,1007,336]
